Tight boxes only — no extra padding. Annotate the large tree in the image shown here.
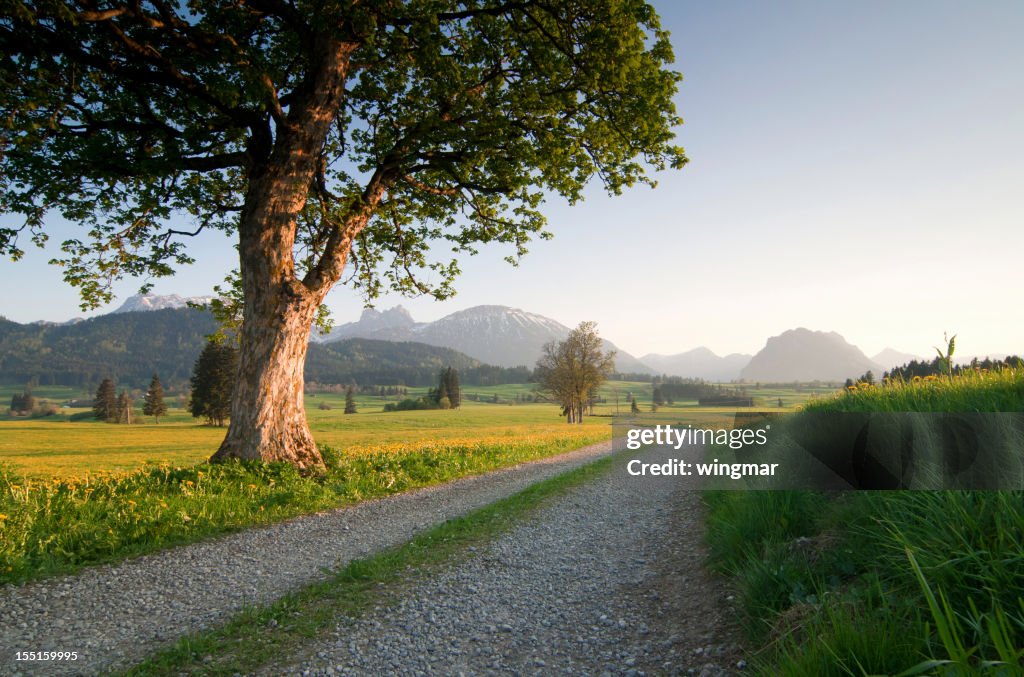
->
[535,321,615,423]
[0,1,686,468]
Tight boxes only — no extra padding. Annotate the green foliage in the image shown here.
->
[115,390,132,424]
[0,308,220,388]
[8,387,35,414]
[307,339,499,387]
[0,2,685,309]
[142,374,168,423]
[92,378,117,422]
[188,341,237,427]
[343,386,357,415]
[382,397,440,413]
[935,332,958,379]
[440,367,461,409]
[706,371,1024,674]
[806,367,1024,413]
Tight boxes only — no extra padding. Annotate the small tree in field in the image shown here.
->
[536,322,616,424]
[441,367,461,409]
[143,374,168,423]
[343,386,357,415]
[116,390,132,424]
[93,378,117,422]
[190,340,238,427]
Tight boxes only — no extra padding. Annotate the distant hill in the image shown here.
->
[0,307,219,388]
[307,338,530,387]
[639,347,751,382]
[740,328,882,382]
[872,348,923,371]
[320,304,654,373]
[0,308,530,389]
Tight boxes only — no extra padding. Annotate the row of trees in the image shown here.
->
[93,374,168,424]
[89,338,238,426]
[9,389,37,415]
[883,355,1024,382]
[382,367,463,412]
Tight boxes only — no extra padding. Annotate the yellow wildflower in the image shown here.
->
[0,513,7,521]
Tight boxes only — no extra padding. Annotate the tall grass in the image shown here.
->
[705,368,1024,674]
[805,368,1024,413]
[0,429,606,585]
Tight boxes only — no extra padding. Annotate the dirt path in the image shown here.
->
[0,442,617,677]
[261,448,744,676]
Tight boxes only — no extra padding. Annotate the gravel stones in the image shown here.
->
[265,447,742,676]
[0,441,613,676]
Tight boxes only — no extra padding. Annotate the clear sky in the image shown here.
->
[1,1,1021,359]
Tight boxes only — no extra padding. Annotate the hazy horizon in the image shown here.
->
[2,0,1021,360]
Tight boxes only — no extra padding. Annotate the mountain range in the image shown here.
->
[4,293,972,384]
[638,348,753,383]
[317,304,655,373]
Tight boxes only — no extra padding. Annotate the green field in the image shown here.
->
[0,380,838,478]
[705,367,1024,674]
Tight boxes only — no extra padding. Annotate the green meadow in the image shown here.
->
[0,376,848,588]
[705,368,1024,675]
[0,380,832,479]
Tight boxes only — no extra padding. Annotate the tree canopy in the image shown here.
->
[1,0,685,307]
[1,1,685,466]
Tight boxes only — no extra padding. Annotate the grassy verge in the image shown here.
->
[116,454,617,676]
[0,428,607,585]
[705,368,1024,675]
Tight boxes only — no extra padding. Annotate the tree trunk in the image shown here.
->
[207,38,372,470]
[211,283,321,467]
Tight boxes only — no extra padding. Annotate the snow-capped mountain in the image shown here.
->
[322,304,653,372]
[110,293,215,314]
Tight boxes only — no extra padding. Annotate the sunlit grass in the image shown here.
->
[705,367,1024,674]
[0,425,607,585]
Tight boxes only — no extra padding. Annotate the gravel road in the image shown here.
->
[262,447,743,676]
[0,441,617,676]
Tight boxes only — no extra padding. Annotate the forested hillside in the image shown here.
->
[0,309,530,389]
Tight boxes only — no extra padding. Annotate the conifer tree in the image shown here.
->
[344,386,357,415]
[93,378,117,422]
[190,340,238,427]
[143,374,168,424]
